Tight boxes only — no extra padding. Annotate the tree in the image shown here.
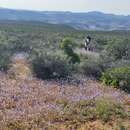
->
[61,38,80,64]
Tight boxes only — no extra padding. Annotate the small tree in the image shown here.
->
[61,38,80,64]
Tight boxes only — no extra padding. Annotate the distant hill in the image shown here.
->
[0,20,75,32]
[0,7,130,30]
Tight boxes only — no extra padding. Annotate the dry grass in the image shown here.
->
[8,53,32,79]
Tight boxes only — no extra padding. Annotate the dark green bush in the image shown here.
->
[32,54,71,79]
[69,53,80,64]
[79,60,103,79]
[0,45,11,71]
[60,38,74,56]
[0,54,10,71]
[60,38,80,64]
[101,66,130,92]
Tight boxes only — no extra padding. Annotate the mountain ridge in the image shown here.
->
[0,7,130,30]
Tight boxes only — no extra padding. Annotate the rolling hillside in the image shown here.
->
[0,7,130,30]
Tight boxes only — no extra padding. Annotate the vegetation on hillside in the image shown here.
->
[0,21,129,129]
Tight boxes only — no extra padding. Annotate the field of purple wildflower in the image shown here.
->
[0,54,129,130]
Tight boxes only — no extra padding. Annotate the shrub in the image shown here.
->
[101,66,130,92]
[105,39,130,60]
[60,38,74,56]
[0,52,11,71]
[96,99,114,122]
[79,59,103,79]
[32,54,71,79]
[62,98,126,123]
[95,98,126,122]
[60,38,80,64]
[69,53,80,64]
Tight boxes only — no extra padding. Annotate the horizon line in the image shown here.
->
[0,6,130,16]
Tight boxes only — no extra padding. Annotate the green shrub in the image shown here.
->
[60,38,80,64]
[79,59,103,79]
[62,98,126,123]
[0,53,11,71]
[32,54,71,79]
[60,38,74,56]
[101,66,130,92]
[96,99,113,122]
[70,53,80,64]
[105,39,130,60]
[95,98,126,122]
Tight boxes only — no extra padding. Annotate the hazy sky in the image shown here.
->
[0,0,130,15]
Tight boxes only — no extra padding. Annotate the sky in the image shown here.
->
[0,0,130,15]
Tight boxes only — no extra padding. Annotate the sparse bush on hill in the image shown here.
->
[0,44,12,71]
[105,39,130,60]
[56,98,127,125]
[61,38,80,64]
[0,53,10,71]
[95,98,126,122]
[32,54,71,79]
[101,66,130,92]
[78,59,103,79]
